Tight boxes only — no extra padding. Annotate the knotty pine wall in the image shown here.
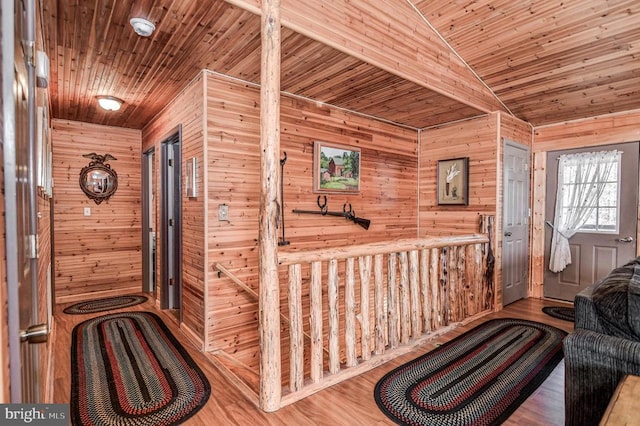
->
[206,71,419,370]
[420,112,532,309]
[530,109,640,298]
[37,193,54,401]
[141,73,206,349]
[420,114,499,236]
[52,120,142,303]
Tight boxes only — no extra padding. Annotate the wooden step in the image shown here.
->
[205,349,260,407]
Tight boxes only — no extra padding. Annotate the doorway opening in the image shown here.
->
[160,128,182,321]
[142,148,157,298]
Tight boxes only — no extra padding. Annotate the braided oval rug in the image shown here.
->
[374,318,566,426]
[63,295,148,314]
[542,306,575,322]
[71,311,210,425]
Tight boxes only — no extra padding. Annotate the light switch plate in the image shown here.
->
[218,204,229,221]
[84,207,91,217]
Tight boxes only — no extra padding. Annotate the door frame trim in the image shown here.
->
[159,126,183,318]
[2,0,23,402]
[142,147,156,295]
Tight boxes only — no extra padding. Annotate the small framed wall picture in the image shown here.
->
[313,140,361,193]
[437,157,469,205]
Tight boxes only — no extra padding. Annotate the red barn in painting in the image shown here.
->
[328,157,344,177]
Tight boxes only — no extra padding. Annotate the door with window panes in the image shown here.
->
[544,142,639,301]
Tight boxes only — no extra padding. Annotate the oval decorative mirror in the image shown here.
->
[79,153,118,204]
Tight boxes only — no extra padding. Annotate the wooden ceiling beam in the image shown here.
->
[225,0,506,115]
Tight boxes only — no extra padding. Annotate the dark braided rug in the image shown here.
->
[71,311,210,425]
[64,295,148,314]
[542,306,575,322]
[374,318,566,426]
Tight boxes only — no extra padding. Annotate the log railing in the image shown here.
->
[272,228,494,409]
[215,263,330,357]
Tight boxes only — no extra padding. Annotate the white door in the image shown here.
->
[544,142,639,301]
[4,0,46,402]
[502,139,530,305]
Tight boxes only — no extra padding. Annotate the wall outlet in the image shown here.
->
[83,207,91,217]
[218,204,229,221]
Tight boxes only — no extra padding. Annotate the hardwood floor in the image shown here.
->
[53,297,573,425]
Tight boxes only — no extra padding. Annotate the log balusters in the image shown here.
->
[277,221,494,409]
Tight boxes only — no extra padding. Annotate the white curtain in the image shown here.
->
[549,150,621,273]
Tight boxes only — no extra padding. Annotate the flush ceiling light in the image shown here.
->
[130,17,155,37]
[97,96,123,111]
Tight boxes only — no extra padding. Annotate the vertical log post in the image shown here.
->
[359,255,372,361]
[458,246,467,319]
[480,215,495,310]
[399,251,410,344]
[258,0,282,412]
[388,253,399,349]
[465,245,476,316]
[374,254,386,354]
[474,243,483,314]
[420,249,431,332]
[345,257,357,367]
[409,250,421,338]
[429,248,440,330]
[448,246,458,322]
[309,261,323,383]
[328,259,340,374]
[440,248,449,325]
[288,264,303,392]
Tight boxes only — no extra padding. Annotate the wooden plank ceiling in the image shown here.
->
[415,0,640,126]
[42,0,640,130]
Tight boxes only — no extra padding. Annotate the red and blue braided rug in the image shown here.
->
[71,311,210,425]
[374,318,566,426]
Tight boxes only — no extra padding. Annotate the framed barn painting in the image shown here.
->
[313,141,360,193]
[437,157,469,205]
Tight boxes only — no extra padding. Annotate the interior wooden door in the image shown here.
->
[502,139,530,306]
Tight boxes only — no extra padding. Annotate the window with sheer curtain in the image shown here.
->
[549,150,621,273]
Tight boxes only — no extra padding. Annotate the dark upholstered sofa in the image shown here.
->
[564,257,640,426]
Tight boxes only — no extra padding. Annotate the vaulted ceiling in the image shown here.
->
[42,0,640,130]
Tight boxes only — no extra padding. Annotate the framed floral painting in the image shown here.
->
[437,157,469,205]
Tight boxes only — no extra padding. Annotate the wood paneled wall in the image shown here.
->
[530,109,640,297]
[420,114,499,236]
[206,71,419,370]
[142,73,206,349]
[534,110,640,153]
[419,112,532,308]
[52,120,142,303]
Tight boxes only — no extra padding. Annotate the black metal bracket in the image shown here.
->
[278,152,290,246]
